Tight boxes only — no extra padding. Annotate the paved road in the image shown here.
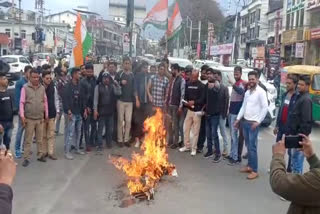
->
[10,116,320,214]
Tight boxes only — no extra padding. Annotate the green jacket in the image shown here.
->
[270,154,320,214]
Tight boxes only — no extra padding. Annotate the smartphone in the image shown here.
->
[285,135,303,149]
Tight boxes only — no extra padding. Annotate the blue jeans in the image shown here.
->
[14,117,25,155]
[63,113,69,147]
[83,114,97,147]
[289,149,304,174]
[97,114,114,148]
[242,120,260,173]
[65,114,82,154]
[219,117,228,151]
[229,114,239,161]
[0,121,13,150]
[206,115,220,155]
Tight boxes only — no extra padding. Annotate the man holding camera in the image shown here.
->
[270,135,320,214]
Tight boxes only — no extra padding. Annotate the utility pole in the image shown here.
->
[197,20,201,58]
[231,0,241,64]
[11,0,15,53]
[127,0,134,57]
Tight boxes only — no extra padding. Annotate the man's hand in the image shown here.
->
[0,125,3,134]
[273,139,286,156]
[148,95,153,103]
[94,110,99,121]
[83,110,88,120]
[136,99,140,109]
[251,122,260,131]
[121,80,127,85]
[21,117,26,127]
[177,107,183,116]
[0,149,16,186]
[234,120,240,129]
[273,127,278,136]
[299,134,315,159]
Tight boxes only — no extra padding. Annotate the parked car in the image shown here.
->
[210,65,277,127]
[1,55,32,81]
[33,53,58,68]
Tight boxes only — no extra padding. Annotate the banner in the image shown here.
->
[295,43,304,58]
[209,43,233,56]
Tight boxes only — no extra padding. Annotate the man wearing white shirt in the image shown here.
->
[234,71,268,180]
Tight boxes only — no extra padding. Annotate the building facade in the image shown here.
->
[45,10,78,30]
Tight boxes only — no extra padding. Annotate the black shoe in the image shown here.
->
[70,145,76,152]
[37,156,47,162]
[212,155,222,163]
[124,142,131,147]
[237,158,242,163]
[170,144,179,149]
[197,148,203,154]
[117,142,124,148]
[227,158,238,166]
[204,152,213,158]
[223,155,232,160]
[22,159,30,167]
[178,141,183,148]
[44,153,49,158]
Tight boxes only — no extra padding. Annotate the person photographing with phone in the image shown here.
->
[270,135,320,214]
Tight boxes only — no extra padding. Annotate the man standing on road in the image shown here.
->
[166,63,185,149]
[204,69,229,162]
[216,71,230,157]
[64,68,87,160]
[287,75,313,174]
[147,63,169,109]
[132,62,151,148]
[94,73,119,152]
[270,135,320,214]
[14,65,31,158]
[179,70,205,156]
[20,69,49,167]
[0,72,14,150]
[42,71,59,160]
[274,74,299,172]
[228,66,246,165]
[235,71,268,180]
[197,65,209,153]
[82,63,97,151]
[97,61,109,84]
[115,57,135,147]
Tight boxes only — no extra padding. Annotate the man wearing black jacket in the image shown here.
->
[287,75,313,174]
[204,69,229,162]
[64,68,88,160]
[0,72,14,150]
[179,70,205,156]
[82,63,97,151]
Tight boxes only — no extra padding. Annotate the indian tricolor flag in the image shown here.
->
[143,0,168,30]
[70,13,92,67]
[167,2,182,40]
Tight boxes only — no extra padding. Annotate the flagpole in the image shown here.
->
[165,0,168,56]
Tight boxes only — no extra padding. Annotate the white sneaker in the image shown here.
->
[135,141,140,148]
[179,147,191,152]
[191,150,196,156]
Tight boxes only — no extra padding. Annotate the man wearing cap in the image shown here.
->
[166,63,185,149]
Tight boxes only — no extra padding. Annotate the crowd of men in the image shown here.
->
[0,56,314,178]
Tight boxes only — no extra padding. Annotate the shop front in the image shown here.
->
[281,29,305,65]
[210,43,233,66]
[309,28,320,65]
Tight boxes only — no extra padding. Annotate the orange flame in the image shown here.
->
[111,108,176,195]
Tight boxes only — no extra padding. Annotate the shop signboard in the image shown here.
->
[282,30,298,44]
[311,28,320,40]
[295,42,304,58]
[267,48,281,78]
[307,0,320,10]
[209,43,233,56]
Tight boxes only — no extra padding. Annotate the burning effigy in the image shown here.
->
[111,109,177,200]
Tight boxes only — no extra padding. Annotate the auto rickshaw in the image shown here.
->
[280,65,320,121]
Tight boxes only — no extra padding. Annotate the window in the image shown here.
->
[300,9,304,27]
[256,9,260,21]
[103,31,107,38]
[291,13,295,29]
[21,30,26,39]
[113,34,117,41]
[242,17,246,27]
[312,74,320,90]
[268,20,275,32]
[1,57,17,63]
[241,33,246,43]
[296,10,300,28]
[5,29,10,38]
[256,26,260,38]
[250,28,255,39]
[286,14,290,30]
[19,57,29,64]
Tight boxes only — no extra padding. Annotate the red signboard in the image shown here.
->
[0,33,9,45]
[311,28,320,40]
